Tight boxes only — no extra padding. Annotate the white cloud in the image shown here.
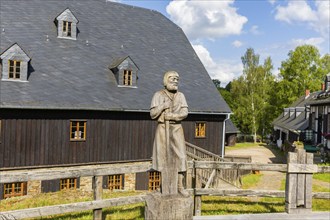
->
[232,40,243,48]
[166,0,248,40]
[275,1,317,23]
[289,37,325,50]
[250,25,262,35]
[268,0,276,5]
[274,1,329,37]
[192,44,242,85]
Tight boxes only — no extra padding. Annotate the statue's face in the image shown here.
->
[166,74,179,92]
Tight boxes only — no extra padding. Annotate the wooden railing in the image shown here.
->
[1,152,329,219]
[186,142,251,188]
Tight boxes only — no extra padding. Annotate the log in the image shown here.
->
[0,195,147,219]
[0,162,151,183]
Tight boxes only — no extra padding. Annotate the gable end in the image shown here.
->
[0,43,31,82]
[55,8,79,40]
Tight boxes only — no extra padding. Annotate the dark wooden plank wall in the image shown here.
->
[0,109,225,168]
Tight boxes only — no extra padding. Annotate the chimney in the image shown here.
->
[305,89,310,99]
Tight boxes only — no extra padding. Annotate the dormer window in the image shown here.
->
[109,56,139,88]
[9,60,21,79]
[55,8,78,40]
[123,70,133,86]
[0,43,30,82]
[62,21,72,37]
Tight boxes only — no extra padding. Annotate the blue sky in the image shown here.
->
[118,0,330,86]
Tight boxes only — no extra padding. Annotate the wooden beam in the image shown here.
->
[0,195,147,219]
[194,188,329,199]
[287,164,318,173]
[193,161,287,172]
[0,162,152,183]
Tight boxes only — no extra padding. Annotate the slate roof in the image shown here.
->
[0,0,231,114]
[225,119,239,134]
[272,92,318,132]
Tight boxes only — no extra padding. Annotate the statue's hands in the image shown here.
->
[164,112,174,121]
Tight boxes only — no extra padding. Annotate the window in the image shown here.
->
[195,122,206,138]
[70,121,86,141]
[62,21,72,37]
[55,8,78,40]
[123,70,133,86]
[60,178,77,190]
[1,43,30,81]
[108,174,124,191]
[4,182,27,198]
[148,171,161,191]
[8,60,21,79]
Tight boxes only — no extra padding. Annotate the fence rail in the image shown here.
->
[0,159,329,219]
[186,142,251,188]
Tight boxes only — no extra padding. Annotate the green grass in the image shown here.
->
[1,188,329,219]
[313,173,330,182]
[226,142,265,151]
[35,203,145,220]
[202,196,329,215]
[241,173,263,189]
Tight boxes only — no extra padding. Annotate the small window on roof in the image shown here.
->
[8,60,21,79]
[62,21,72,37]
[109,56,139,88]
[55,8,78,40]
[0,43,30,82]
[123,70,133,86]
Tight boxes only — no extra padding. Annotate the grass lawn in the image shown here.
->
[225,142,265,151]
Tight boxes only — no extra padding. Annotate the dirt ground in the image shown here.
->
[225,144,330,191]
[225,144,286,190]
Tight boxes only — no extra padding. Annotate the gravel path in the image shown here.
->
[225,144,286,190]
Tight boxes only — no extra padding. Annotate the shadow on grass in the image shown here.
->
[202,197,285,215]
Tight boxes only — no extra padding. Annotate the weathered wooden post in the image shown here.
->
[285,148,318,214]
[145,71,193,219]
[93,176,103,220]
[193,165,202,216]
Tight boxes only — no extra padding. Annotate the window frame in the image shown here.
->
[70,120,86,141]
[108,174,124,191]
[60,178,77,190]
[195,122,206,138]
[8,60,21,80]
[62,21,72,37]
[3,182,27,198]
[148,171,161,191]
[123,69,133,86]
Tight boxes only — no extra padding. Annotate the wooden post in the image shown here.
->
[193,166,202,216]
[285,148,316,214]
[93,176,103,220]
[161,118,179,195]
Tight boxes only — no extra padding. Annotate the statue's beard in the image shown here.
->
[166,83,178,92]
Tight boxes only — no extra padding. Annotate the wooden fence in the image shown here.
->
[1,151,329,219]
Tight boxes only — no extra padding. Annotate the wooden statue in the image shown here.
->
[146,70,193,219]
[150,70,189,195]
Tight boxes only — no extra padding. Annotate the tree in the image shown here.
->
[212,79,221,88]
[276,45,326,109]
[230,48,275,142]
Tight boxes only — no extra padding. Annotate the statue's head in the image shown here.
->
[163,71,179,92]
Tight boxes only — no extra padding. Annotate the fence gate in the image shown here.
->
[285,148,318,214]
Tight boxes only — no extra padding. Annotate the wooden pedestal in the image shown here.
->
[145,192,193,220]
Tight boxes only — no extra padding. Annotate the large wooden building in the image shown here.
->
[0,0,231,198]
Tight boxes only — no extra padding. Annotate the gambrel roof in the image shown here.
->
[0,0,231,114]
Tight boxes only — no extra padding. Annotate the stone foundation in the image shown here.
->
[27,180,41,195]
